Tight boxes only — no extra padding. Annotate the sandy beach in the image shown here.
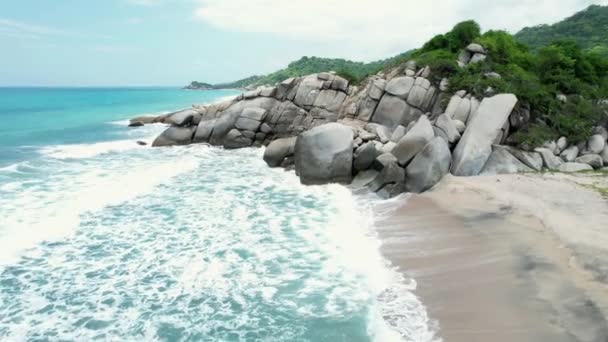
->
[375,172,608,342]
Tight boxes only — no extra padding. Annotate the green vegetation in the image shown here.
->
[580,182,608,198]
[184,81,214,90]
[248,56,382,86]
[213,75,264,89]
[515,5,608,57]
[195,52,413,89]
[419,20,481,54]
[231,53,412,87]
[410,14,608,147]
[190,5,608,147]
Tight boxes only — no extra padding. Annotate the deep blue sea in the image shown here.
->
[0,88,434,341]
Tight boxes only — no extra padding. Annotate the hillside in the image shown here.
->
[190,4,608,91]
[515,5,608,56]
[190,52,411,90]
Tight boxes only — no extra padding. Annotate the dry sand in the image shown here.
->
[374,172,608,342]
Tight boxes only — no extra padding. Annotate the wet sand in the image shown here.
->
[375,173,608,342]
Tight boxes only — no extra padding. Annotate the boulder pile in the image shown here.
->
[134,44,608,197]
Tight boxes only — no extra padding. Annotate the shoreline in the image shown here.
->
[373,173,608,342]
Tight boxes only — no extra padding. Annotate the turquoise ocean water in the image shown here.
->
[0,88,434,341]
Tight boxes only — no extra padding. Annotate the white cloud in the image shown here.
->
[0,18,109,40]
[195,0,607,61]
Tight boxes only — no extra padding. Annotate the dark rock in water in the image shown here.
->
[130,115,162,125]
[264,137,296,167]
[136,141,147,146]
[295,123,354,185]
[129,121,144,127]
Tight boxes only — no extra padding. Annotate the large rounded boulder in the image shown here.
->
[263,137,297,167]
[391,115,434,166]
[405,137,451,193]
[295,123,354,185]
[152,126,196,147]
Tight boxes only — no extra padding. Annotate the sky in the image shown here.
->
[0,0,606,86]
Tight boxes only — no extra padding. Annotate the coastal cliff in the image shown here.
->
[133,41,607,198]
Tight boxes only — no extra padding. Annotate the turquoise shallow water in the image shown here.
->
[0,88,434,341]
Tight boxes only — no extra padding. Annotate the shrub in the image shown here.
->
[512,123,558,147]
[335,68,360,85]
[448,21,481,52]
[552,96,604,143]
[414,50,459,79]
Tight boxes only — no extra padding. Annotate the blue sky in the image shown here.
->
[0,0,605,86]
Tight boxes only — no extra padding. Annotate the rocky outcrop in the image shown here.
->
[559,162,593,172]
[451,94,518,176]
[263,137,296,167]
[294,123,354,185]
[392,115,434,166]
[536,147,564,170]
[165,109,200,127]
[152,126,196,147]
[140,46,606,197]
[405,137,451,193]
[575,154,604,169]
[480,146,534,175]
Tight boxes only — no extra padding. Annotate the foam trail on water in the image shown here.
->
[0,148,200,266]
[0,146,436,341]
[40,139,149,159]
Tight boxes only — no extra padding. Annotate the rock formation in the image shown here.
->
[136,44,608,197]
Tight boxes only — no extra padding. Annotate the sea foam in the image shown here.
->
[0,146,436,341]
